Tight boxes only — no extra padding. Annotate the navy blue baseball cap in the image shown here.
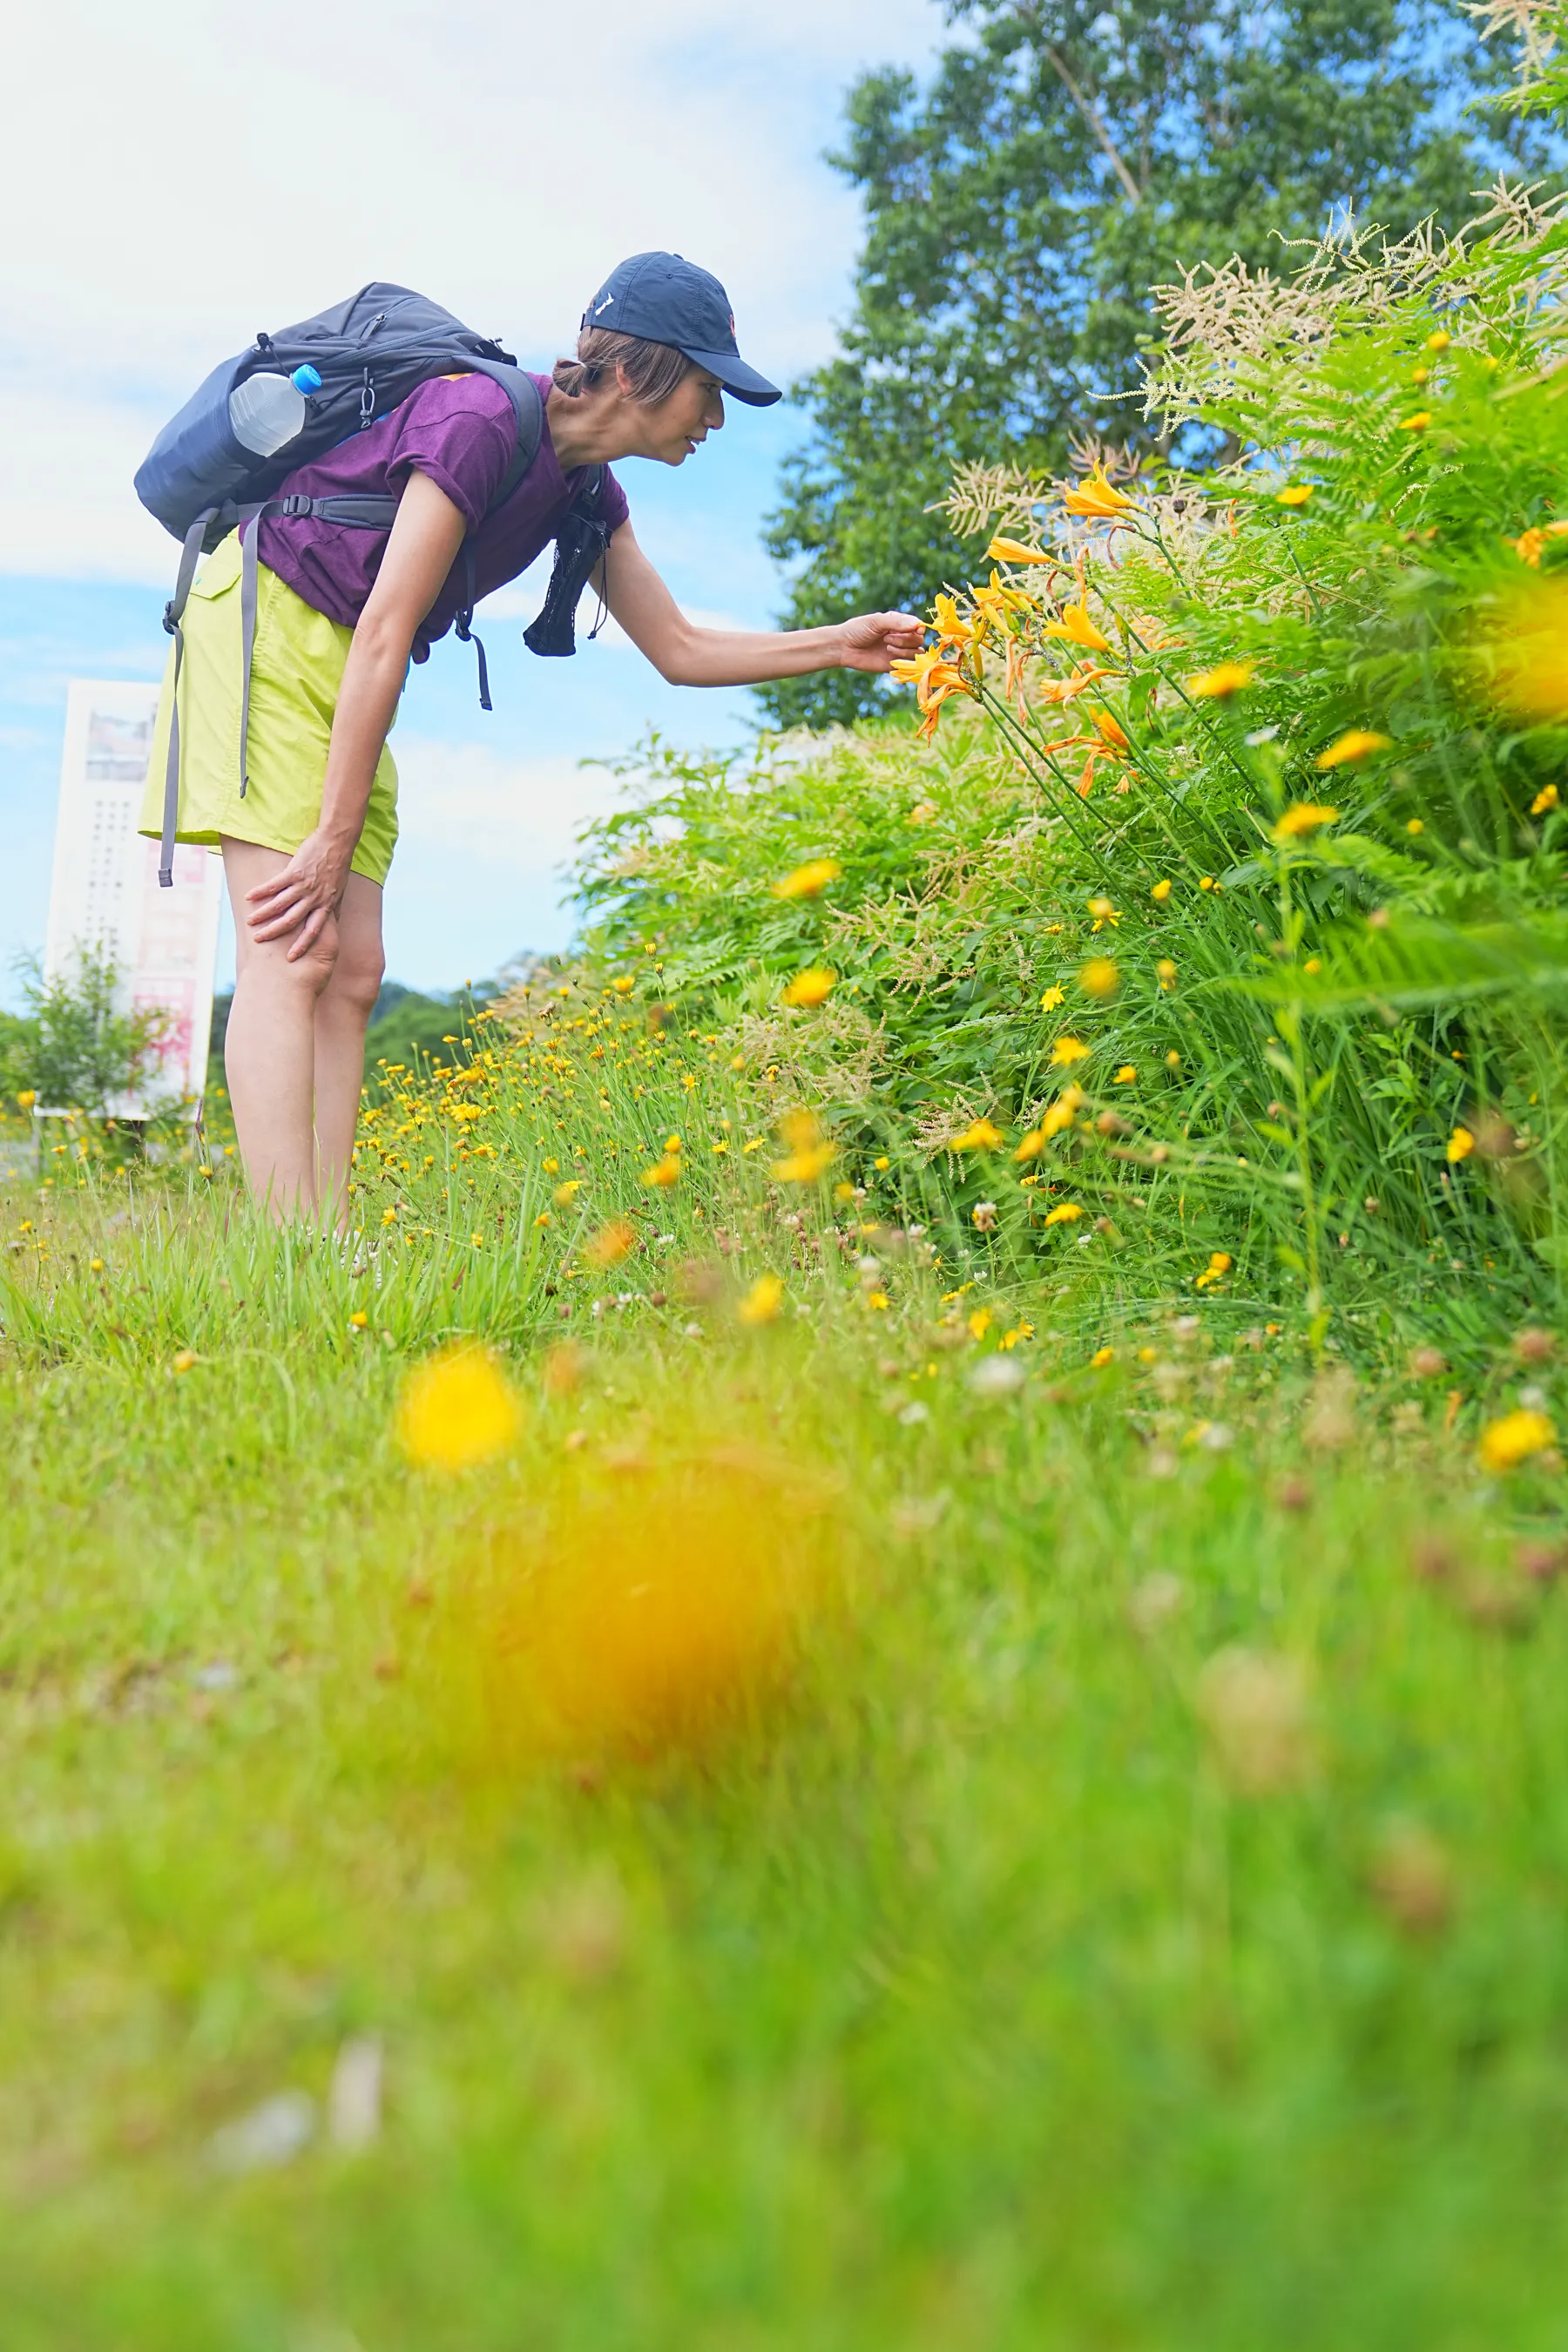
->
[581,253,781,407]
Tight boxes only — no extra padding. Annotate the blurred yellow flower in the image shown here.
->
[907,801,936,827]
[16,1090,35,1110]
[1446,1126,1474,1164]
[951,1118,1004,1151]
[1317,729,1390,768]
[1044,1202,1084,1225]
[554,1179,582,1205]
[772,1142,837,1184]
[612,977,634,995]
[1186,660,1254,699]
[533,1211,551,1228]
[641,1156,681,1188]
[1157,958,1177,989]
[348,1310,368,1329]
[774,859,842,900]
[1398,410,1432,431]
[1273,802,1341,840]
[1014,1130,1044,1161]
[1195,1251,1233,1291]
[1200,875,1215,891]
[1151,878,1173,902]
[1091,1346,1114,1368]
[1533,784,1559,814]
[834,1180,855,1202]
[987,535,1052,564]
[1478,1409,1556,1471]
[1114,1064,1136,1084]
[543,1157,560,1174]
[1276,485,1314,506]
[585,1220,637,1267]
[1044,603,1112,652]
[738,1274,785,1326]
[1079,956,1119,999]
[874,1154,890,1171]
[1040,1093,1082,1139]
[1087,895,1120,927]
[781,967,837,1009]
[397,1344,520,1471]
[1040,985,1066,1010]
[382,1206,398,1225]
[1063,465,1138,519]
[1051,1037,1091,1066]
[89,1256,104,1272]
[1426,329,1450,352]
[172,1349,197,1374]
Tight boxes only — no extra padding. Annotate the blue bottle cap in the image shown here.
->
[291,363,323,395]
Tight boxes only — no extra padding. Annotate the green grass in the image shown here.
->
[3,1112,1567,2346]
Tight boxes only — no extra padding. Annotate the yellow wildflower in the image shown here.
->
[1044,1202,1084,1226]
[612,977,635,995]
[641,1157,681,1188]
[1316,730,1390,768]
[1063,465,1138,519]
[543,1157,560,1174]
[1114,1064,1136,1084]
[1051,1037,1091,1067]
[1398,410,1432,431]
[1157,959,1177,989]
[1272,802,1341,840]
[986,536,1052,565]
[1014,1130,1044,1162]
[774,858,841,900]
[772,1141,837,1184]
[1446,1126,1474,1164]
[1040,1092,1082,1140]
[1195,1251,1233,1291]
[585,1220,637,1267]
[16,1090,35,1110]
[1478,1409,1556,1472]
[737,1274,784,1327]
[781,967,836,1010]
[1040,984,1066,1010]
[1079,957,1119,999]
[554,1179,582,1205]
[1186,660,1254,699]
[1532,783,1559,814]
[1044,603,1112,653]
[907,801,936,827]
[396,1344,520,1471]
[1427,329,1450,352]
[1091,1346,1114,1368]
[1087,895,1119,927]
[1276,485,1314,507]
[951,1118,1004,1152]
[172,1349,197,1374]
[969,1308,993,1340]
[1151,878,1173,902]
[89,1256,104,1272]
[532,1211,551,1228]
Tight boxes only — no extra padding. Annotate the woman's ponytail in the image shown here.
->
[550,326,693,406]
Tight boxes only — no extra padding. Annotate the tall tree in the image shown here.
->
[762,0,1551,727]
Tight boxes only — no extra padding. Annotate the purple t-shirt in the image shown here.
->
[253,373,630,663]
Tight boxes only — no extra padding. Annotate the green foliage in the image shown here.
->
[10,946,171,1117]
[578,193,1568,1333]
[762,0,1557,727]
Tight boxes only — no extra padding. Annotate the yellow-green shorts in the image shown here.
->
[138,532,398,886]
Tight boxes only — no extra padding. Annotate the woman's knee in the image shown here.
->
[237,928,340,1004]
[323,938,385,1022]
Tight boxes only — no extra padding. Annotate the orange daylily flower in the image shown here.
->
[1044,603,1112,653]
[987,535,1053,564]
[1062,465,1139,520]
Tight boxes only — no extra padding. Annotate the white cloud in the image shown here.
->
[0,0,942,581]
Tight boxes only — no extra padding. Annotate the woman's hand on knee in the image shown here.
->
[246,828,353,958]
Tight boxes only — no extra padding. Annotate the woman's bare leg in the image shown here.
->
[313,873,385,1219]
[220,836,338,1220]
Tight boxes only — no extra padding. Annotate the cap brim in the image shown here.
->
[678,346,782,407]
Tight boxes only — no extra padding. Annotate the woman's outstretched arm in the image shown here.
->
[600,520,924,686]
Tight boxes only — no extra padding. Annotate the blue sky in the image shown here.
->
[0,0,944,1003]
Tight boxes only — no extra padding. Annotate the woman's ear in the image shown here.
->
[614,359,638,401]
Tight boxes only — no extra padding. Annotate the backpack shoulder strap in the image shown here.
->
[470,364,543,512]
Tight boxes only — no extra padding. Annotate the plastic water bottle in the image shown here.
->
[228,363,323,456]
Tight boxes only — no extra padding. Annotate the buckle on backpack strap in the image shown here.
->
[279,494,316,519]
[162,599,179,637]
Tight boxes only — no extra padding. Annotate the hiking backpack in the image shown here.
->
[134,281,610,886]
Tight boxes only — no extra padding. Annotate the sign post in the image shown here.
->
[43,681,224,1120]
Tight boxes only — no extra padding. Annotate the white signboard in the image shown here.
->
[44,680,224,1118]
